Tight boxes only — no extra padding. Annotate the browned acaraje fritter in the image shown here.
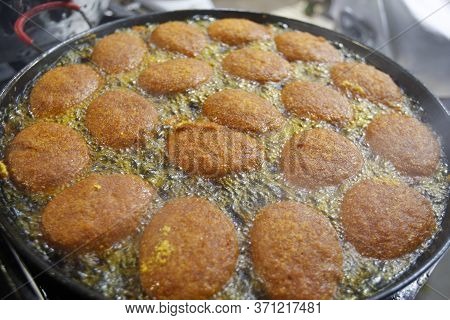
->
[207,18,271,45]
[203,88,285,133]
[275,31,342,63]
[366,113,440,177]
[222,48,290,83]
[85,88,159,149]
[91,32,147,74]
[167,122,264,178]
[150,21,207,57]
[341,179,436,259]
[251,201,343,299]
[139,197,238,299]
[6,122,90,193]
[138,58,213,94]
[42,173,154,252]
[331,62,403,107]
[30,64,102,118]
[281,128,363,189]
[281,80,353,125]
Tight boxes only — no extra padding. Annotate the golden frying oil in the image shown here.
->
[0,17,448,300]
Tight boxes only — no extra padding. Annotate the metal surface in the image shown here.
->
[0,233,44,299]
[13,1,93,53]
[0,0,110,63]
[0,9,449,300]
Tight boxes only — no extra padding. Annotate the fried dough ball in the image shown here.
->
[30,64,102,118]
[341,179,436,259]
[222,48,290,83]
[91,32,147,74]
[85,89,159,149]
[275,31,342,62]
[167,122,264,177]
[331,62,403,107]
[150,21,207,57]
[203,88,285,133]
[251,201,343,299]
[42,173,154,252]
[6,122,90,193]
[139,197,238,299]
[138,58,213,94]
[281,128,363,189]
[208,18,271,45]
[366,113,440,176]
[281,80,353,124]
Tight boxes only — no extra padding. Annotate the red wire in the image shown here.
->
[14,1,81,46]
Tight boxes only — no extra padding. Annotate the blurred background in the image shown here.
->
[0,0,449,300]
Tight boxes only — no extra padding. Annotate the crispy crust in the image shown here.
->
[138,58,213,94]
[366,113,440,176]
[251,201,343,299]
[203,88,285,133]
[281,81,353,124]
[86,89,159,149]
[222,48,290,83]
[30,64,102,118]
[281,128,363,189]
[208,18,271,45]
[42,173,154,252]
[6,122,90,193]
[341,179,436,259]
[167,122,264,177]
[91,32,147,74]
[331,62,403,107]
[139,197,238,299]
[150,21,207,57]
[275,31,342,62]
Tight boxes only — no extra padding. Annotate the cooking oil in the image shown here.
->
[0,17,448,300]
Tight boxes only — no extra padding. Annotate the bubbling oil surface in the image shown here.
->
[0,17,448,299]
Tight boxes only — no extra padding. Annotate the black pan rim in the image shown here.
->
[0,9,449,300]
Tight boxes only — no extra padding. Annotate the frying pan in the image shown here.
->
[0,9,449,300]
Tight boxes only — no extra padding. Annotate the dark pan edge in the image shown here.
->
[0,9,449,300]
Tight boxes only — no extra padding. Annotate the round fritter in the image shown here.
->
[138,58,213,94]
[203,88,285,133]
[30,64,102,118]
[281,81,353,124]
[150,21,207,57]
[251,201,343,299]
[331,62,403,107]
[139,197,238,299]
[366,113,440,176]
[275,31,342,62]
[222,48,290,83]
[281,128,363,189]
[42,173,154,252]
[341,179,436,259]
[85,89,159,149]
[5,122,90,193]
[167,122,264,178]
[91,32,147,74]
[207,18,271,45]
